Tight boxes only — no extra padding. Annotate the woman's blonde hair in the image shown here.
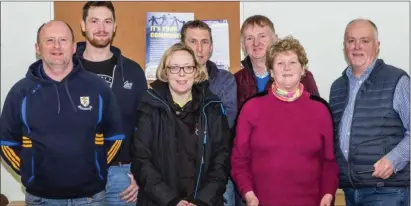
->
[156,42,208,83]
[266,35,309,73]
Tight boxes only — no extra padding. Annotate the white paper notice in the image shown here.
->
[203,20,230,71]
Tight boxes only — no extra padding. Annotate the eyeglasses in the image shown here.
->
[167,65,196,74]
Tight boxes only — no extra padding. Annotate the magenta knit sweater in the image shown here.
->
[231,89,339,206]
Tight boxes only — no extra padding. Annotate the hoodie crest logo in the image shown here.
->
[123,81,133,90]
[78,96,93,110]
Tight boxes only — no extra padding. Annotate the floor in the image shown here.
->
[8,191,347,206]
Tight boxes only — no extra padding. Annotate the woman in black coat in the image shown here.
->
[131,42,231,206]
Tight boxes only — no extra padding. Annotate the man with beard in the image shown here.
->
[75,1,147,205]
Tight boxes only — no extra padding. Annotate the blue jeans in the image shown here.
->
[105,164,135,206]
[344,187,410,206]
[223,178,235,206]
[25,190,105,206]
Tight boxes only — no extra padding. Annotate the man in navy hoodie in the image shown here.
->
[75,1,147,205]
[181,20,237,206]
[0,20,124,205]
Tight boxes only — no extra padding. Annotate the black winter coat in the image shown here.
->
[131,80,231,206]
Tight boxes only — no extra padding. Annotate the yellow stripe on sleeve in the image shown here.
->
[22,136,32,148]
[107,140,122,164]
[95,133,104,145]
[1,146,20,170]
[95,141,104,145]
[2,146,20,164]
[107,140,121,161]
[107,139,120,155]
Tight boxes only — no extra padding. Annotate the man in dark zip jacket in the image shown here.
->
[235,15,319,111]
[181,20,237,128]
[0,20,124,205]
[75,2,147,205]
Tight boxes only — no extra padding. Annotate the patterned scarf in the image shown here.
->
[272,82,304,102]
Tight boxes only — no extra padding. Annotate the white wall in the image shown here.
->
[241,2,409,100]
[1,2,53,201]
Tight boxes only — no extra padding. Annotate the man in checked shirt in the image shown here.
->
[329,18,410,206]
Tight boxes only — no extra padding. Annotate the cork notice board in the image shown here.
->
[54,2,241,76]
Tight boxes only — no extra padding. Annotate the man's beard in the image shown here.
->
[86,33,112,48]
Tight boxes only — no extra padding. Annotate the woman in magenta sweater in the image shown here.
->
[231,36,339,206]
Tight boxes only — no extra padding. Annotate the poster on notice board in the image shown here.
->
[145,12,194,80]
[203,20,230,71]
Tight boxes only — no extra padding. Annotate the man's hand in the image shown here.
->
[188,203,197,206]
[177,200,189,206]
[120,173,139,203]
[319,194,333,206]
[245,191,259,206]
[373,157,394,179]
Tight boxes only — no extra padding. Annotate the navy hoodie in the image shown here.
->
[0,58,124,199]
[75,42,147,164]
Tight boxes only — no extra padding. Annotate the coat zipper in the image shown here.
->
[110,65,117,88]
[147,90,222,199]
[193,100,222,200]
[345,75,364,188]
